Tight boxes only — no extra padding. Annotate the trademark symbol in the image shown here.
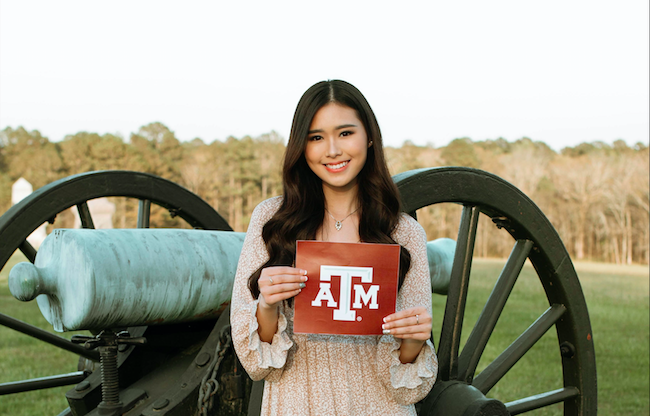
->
[357,316,362,322]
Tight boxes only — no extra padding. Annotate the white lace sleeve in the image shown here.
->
[375,215,438,404]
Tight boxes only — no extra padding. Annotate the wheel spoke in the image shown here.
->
[76,202,95,229]
[437,205,480,380]
[0,372,86,395]
[505,387,580,415]
[0,313,99,362]
[137,199,151,228]
[18,240,37,263]
[472,304,566,394]
[458,239,534,382]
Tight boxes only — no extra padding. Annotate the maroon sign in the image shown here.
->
[294,241,400,336]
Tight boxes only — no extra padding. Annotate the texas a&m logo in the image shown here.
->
[311,266,378,321]
[293,240,399,336]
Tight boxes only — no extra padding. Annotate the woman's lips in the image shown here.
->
[324,160,349,172]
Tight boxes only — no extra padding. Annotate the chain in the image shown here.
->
[325,206,361,231]
[197,327,232,416]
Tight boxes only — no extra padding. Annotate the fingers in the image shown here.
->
[258,267,308,308]
[264,282,307,296]
[260,267,308,286]
[383,324,431,340]
[382,306,431,340]
[260,287,303,308]
[262,266,308,277]
[383,306,428,323]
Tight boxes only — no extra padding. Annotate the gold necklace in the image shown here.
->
[324,206,361,231]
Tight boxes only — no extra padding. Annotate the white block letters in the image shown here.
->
[311,265,379,321]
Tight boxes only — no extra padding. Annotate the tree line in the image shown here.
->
[1,123,647,265]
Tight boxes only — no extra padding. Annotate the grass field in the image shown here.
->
[0,252,648,415]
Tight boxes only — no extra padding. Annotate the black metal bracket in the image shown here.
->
[72,331,147,416]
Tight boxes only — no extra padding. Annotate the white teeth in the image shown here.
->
[326,161,348,169]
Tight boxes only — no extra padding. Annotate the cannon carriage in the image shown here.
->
[0,168,596,415]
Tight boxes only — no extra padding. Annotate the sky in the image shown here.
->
[1,1,648,151]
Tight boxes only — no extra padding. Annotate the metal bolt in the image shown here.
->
[560,341,576,358]
[152,398,169,410]
[75,380,90,391]
[195,351,211,367]
[99,345,120,405]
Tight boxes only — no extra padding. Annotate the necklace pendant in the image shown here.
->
[335,221,342,231]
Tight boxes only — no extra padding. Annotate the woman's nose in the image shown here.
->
[326,138,342,158]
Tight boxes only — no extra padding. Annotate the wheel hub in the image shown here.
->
[419,381,508,416]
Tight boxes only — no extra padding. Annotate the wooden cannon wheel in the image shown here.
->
[0,168,597,415]
[0,171,248,415]
[394,167,597,415]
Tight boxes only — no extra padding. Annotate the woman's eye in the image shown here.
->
[309,135,323,141]
[340,131,353,137]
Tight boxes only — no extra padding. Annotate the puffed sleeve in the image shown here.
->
[230,197,293,382]
[375,214,438,405]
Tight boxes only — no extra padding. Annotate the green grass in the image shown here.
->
[0,252,81,415]
[574,262,649,415]
[429,258,649,415]
[431,259,565,414]
[1,253,648,415]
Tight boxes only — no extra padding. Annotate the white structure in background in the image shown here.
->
[12,178,47,248]
[72,198,116,229]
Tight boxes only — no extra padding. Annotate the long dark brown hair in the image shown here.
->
[248,80,411,298]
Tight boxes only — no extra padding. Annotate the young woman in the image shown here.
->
[231,80,437,415]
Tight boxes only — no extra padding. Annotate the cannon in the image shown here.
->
[0,168,597,415]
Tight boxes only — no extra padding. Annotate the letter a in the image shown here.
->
[312,283,337,307]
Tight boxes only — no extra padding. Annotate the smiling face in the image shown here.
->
[304,103,370,195]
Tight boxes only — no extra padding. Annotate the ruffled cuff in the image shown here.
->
[247,300,293,369]
[382,336,437,389]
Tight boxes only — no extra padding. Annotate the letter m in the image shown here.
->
[352,285,379,309]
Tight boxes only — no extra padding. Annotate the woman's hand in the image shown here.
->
[256,267,307,343]
[258,266,308,310]
[382,306,432,340]
[382,306,432,363]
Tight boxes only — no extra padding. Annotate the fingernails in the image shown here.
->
[302,269,308,275]
[383,317,388,323]
[299,283,306,288]
[302,276,308,282]
[382,329,391,335]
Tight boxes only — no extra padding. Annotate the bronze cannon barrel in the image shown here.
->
[9,229,454,332]
[9,229,246,332]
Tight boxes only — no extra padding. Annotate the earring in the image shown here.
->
[368,141,373,147]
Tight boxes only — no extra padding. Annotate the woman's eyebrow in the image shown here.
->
[308,124,358,134]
